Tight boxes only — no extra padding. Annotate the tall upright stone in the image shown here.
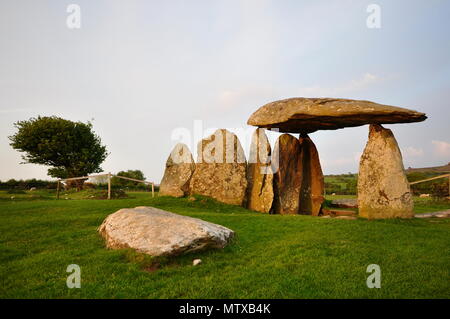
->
[189,129,247,206]
[358,124,414,219]
[246,128,274,213]
[272,134,302,214]
[159,143,195,197]
[298,134,324,216]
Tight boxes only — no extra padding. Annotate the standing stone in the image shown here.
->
[189,129,247,206]
[298,134,324,216]
[272,134,302,214]
[358,124,414,219]
[159,143,195,197]
[246,128,274,213]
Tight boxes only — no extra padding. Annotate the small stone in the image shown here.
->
[193,259,202,266]
[188,196,196,201]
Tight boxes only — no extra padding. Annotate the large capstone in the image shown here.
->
[358,124,414,219]
[159,143,195,197]
[189,129,247,206]
[298,134,324,216]
[272,134,302,214]
[247,97,426,134]
[98,206,234,256]
[246,128,274,213]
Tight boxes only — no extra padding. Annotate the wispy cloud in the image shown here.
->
[402,146,424,158]
[432,140,450,157]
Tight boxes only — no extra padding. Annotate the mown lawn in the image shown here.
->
[0,191,449,298]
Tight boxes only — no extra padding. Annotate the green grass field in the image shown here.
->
[0,190,449,298]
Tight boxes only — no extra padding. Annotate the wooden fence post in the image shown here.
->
[107,173,111,200]
[151,183,154,198]
[56,180,60,200]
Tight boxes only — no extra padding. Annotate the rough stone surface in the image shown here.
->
[189,129,247,206]
[272,134,302,214]
[98,206,234,256]
[298,135,324,215]
[246,128,274,213]
[159,143,195,197]
[414,210,450,218]
[334,216,357,220]
[322,209,356,216]
[330,198,358,209]
[247,97,427,134]
[358,124,414,219]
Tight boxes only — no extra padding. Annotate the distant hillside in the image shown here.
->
[405,162,450,173]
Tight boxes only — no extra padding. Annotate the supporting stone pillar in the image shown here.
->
[246,128,274,213]
[298,134,324,216]
[357,124,414,219]
[272,134,302,214]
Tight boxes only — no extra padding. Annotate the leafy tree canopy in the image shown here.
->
[9,116,108,179]
[112,170,145,187]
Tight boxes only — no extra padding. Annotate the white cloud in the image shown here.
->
[402,146,424,158]
[298,73,380,97]
[432,140,450,157]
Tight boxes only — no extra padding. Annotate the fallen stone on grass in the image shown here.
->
[334,216,357,220]
[330,198,358,209]
[98,206,234,257]
[415,210,450,219]
[321,209,356,217]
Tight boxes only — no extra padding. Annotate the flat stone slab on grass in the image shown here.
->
[330,198,358,209]
[415,210,450,219]
[98,206,234,256]
[322,209,356,217]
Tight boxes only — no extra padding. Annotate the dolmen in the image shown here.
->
[248,97,426,219]
[160,97,427,219]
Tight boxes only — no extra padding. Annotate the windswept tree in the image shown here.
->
[9,116,108,188]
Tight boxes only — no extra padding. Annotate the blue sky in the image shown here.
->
[1,0,449,182]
